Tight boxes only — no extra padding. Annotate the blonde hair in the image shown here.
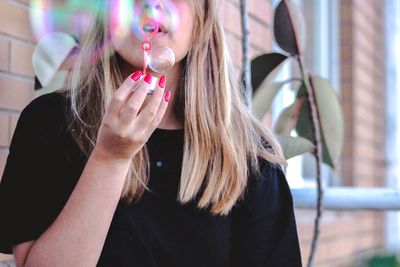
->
[66,0,286,215]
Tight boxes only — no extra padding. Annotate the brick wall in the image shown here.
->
[341,0,386,188]
[0,0,36,264]
[0,0,388,266]
[221,0,273,68]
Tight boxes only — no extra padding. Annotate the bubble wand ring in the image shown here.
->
[139,18,159,75]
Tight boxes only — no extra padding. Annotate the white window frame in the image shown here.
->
[385,0,400,253]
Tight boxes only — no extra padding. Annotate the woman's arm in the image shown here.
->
[229,161,302,267]
[23,149,131,267]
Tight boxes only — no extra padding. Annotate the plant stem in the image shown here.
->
[239,0,252,110]
[296,55,324,267]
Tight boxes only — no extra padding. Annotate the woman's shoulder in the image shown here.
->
[248,157,285,192]
[17,91,69,132]
[21,91,68,119]
[230,160,301,266]
[233,157,289,215]
[8,91,71,155]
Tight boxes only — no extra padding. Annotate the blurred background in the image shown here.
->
[0,0,400,266]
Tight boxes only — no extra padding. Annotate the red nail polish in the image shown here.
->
[130,71,142,81]
[164,90,171,102]
[144,73,152,84]
[158,75,166,88]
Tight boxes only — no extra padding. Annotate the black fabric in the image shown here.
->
[0,92,302,267]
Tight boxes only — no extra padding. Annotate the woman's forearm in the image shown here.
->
[25,148,132,267]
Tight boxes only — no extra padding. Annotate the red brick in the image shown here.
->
[249,17,271,51]
[0,150,8,179]
[222,1,242,37]
[0,113,9,147]
[0,38,9,71]
[248,0,272,25]
[0,75,35,111]
[10,41,35,77]
[9,114,20,139]
[0,1,34,41]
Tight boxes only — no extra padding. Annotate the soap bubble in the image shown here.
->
[148,46,176,73]
[110,0,135,39]
[29,0,95,41]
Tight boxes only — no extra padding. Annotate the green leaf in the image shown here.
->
[295,77,344,168]
[250,53,288,93]
[274,102,296,135]
[273,0,306,56]
[252,81,287,120]
[276,135,314,159]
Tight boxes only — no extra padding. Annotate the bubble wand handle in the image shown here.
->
[142,39,152,75]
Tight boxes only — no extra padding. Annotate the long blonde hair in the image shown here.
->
[66,0,286,216]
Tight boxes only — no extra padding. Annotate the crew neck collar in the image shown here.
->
[154,127,184,132]
[156,128,184,131]
[151,128,185,137]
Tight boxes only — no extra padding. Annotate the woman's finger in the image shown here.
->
[106,70,142,117]
[119,73,153,125]
[136,75,167,124]
[150,89,170,131]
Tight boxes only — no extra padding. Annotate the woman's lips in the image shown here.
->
[140,20,168,35]
[154,31,167,37]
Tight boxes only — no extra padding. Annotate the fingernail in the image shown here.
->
[164,90,171,102]
[144,73,152,84]
[158,75,166,88]
[130,70,142,81]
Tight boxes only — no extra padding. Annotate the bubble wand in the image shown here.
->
[137,17,176,94]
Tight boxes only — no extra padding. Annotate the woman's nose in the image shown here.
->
[143,0,163,11]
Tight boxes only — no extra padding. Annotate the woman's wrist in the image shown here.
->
[91,146,133,166]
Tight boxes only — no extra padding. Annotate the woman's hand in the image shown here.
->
[94,71,170,162]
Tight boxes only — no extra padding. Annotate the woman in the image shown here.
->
[0,0,302,266]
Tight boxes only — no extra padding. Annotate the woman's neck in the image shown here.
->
[115,53,184,130]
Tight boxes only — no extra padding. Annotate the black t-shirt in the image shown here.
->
[0,92,302,266]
